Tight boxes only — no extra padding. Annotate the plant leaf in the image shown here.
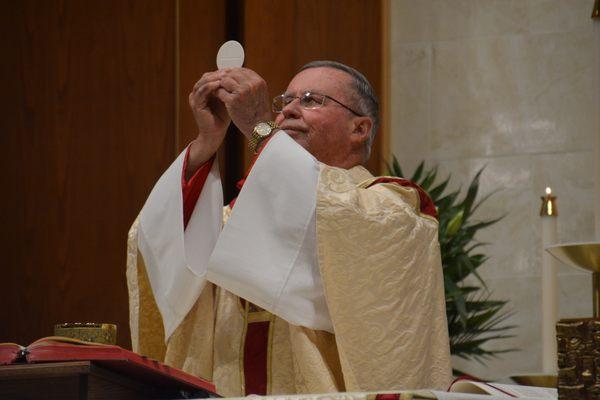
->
[410,161,425,183]
[461,168,484,219]
[429,176,450,201]
[446,209,464,237]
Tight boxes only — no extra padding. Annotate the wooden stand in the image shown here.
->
[0,361,204,400]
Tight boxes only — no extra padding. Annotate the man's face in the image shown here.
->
[274,67,364,168]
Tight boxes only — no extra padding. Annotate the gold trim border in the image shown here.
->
[266,314,275,394]
[238,300,249,395]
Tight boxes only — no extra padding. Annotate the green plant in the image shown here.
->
[387,157,515,363]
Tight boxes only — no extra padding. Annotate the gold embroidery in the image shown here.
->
[315,164,452,390]
[247,310,273,323]
[356,176,438,224]
[266,313,275,394]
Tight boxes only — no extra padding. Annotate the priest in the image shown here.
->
[126,61,452,396]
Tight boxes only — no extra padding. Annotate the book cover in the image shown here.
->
[0,336,217,397]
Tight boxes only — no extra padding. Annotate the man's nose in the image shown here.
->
[280,98,302,119]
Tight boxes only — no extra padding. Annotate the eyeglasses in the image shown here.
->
[272,92,362,116]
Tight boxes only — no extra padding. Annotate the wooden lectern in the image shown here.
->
[0,338,217,400]
[0,360,215,400]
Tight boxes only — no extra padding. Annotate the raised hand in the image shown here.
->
[187,70,232,175]
[213,68,273,139]
[186,68,273,177]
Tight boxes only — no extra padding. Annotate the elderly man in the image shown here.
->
[127,61,451,397]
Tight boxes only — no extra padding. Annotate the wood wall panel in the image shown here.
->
[177,0,227,152]
[0,0,176,347]
[0,0,385,351]
[243,0,296,102]
[178,0,243,203]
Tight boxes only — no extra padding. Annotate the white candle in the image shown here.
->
[596,21,600,240]
[541,187,558,374]
[596,115,600,239]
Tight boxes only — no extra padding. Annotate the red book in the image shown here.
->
[0,336,217,397]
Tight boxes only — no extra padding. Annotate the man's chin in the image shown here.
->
[283,130,309,150]
[283,129,306,141]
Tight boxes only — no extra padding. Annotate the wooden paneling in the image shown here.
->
[0,0,176,347]
[177,0,243,203]
[243,0,385,174]
[243,0,296,102]
[177,0,227,152]
[0,0,385,351]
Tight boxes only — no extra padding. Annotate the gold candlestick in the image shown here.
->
[540,187,558,217]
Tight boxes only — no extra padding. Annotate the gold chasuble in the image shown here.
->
[126,133,451,396]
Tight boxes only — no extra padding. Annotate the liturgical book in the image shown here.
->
[435,377,557,399]
[0,336,217,397]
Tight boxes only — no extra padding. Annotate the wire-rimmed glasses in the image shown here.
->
[272,92,362,116]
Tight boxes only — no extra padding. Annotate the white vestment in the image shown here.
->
[128,132,452,395]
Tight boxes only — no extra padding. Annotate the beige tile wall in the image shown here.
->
[390,0,599,380]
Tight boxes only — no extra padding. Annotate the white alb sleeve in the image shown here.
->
[138,150,222,340]
[207,132,333,332]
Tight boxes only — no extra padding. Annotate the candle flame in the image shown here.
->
[545,187,552,195]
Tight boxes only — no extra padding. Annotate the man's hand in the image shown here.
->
[186,68,272,179]
[214,68,273,139]
[187,70,232,177]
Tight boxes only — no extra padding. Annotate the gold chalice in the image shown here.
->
[54,322,117,344]
[546,241,600,318]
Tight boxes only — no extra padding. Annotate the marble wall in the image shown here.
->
[390,0,599,380]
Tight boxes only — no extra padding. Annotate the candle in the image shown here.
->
[595,15,600,238]
[540,187,558,374]
[596,117,600,239]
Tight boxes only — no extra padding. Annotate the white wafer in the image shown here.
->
[216,40,245,69]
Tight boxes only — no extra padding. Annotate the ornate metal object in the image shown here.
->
[547,242,600,318]
[557,319,600,399]
[54,322,117,344]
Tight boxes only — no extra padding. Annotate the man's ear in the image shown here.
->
[351,116,373,144]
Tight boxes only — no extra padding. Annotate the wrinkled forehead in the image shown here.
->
[285,67,354,100]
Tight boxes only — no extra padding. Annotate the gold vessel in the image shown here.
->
[510,374,557,388]
[54,323,117,345]
[546,242,600,318]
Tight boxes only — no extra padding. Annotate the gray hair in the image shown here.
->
[299,60,380,150]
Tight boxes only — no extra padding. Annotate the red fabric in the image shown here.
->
[243,321,270,395]
[367,177,438,220]
[375,394,401,400]
[182,148,215,229]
